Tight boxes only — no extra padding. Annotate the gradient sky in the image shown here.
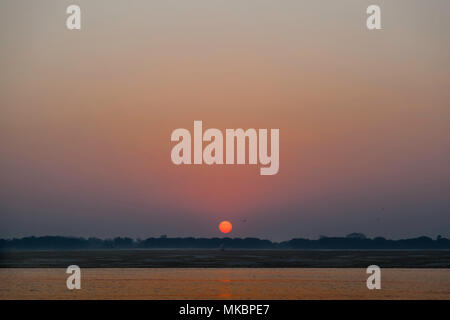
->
[1,0,449,241]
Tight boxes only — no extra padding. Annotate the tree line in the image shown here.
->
[0,234,449,250]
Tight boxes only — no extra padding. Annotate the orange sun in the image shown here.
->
[218,220,232,234]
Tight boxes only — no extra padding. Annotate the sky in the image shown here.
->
[1,0,449,241]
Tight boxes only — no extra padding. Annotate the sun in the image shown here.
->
[218,220,232,234]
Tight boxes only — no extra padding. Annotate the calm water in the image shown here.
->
[0,268,449,299]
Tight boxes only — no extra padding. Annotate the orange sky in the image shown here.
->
[1,1,449,240]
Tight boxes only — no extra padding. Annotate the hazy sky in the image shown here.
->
[1,0,449,241]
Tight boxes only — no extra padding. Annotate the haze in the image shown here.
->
[1,0,449,241]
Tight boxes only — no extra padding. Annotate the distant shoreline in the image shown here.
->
[1,235,449,250]
[1,249,450,268]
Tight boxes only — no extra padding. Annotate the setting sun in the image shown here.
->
[219,221,232,234]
